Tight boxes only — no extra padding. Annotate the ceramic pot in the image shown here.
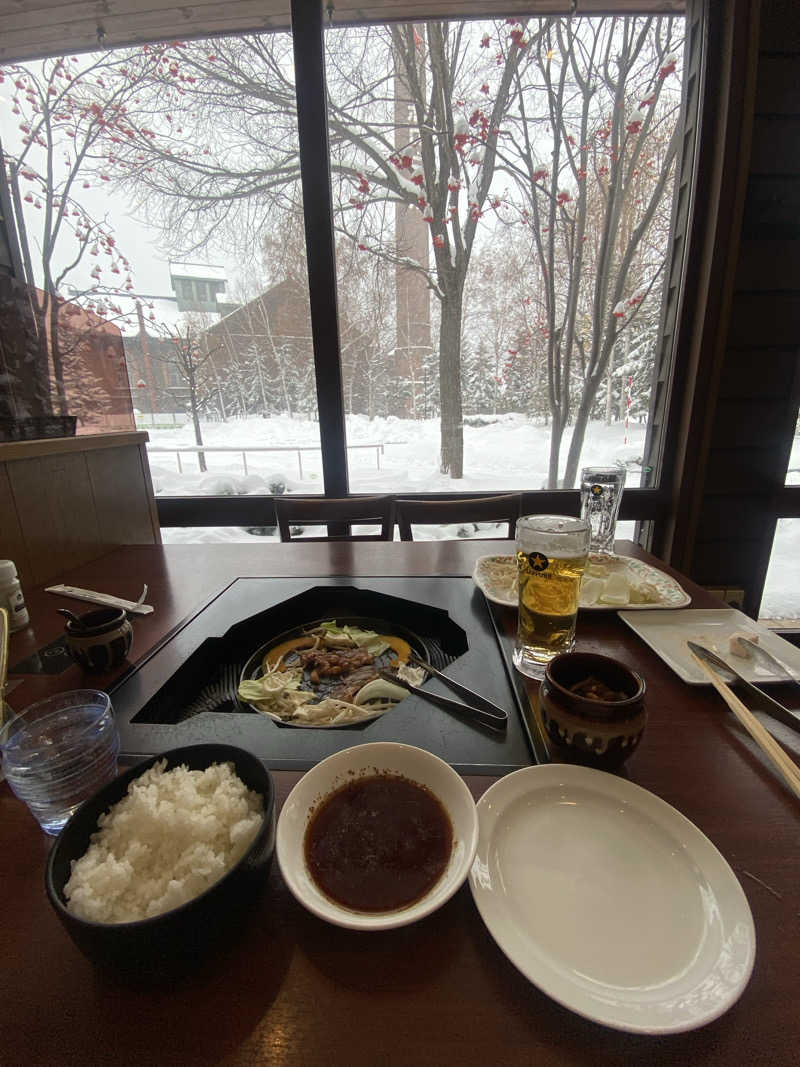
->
[64,607,133,672]
[539,651,646,768]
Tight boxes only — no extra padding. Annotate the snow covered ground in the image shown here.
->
[144,412,800,619]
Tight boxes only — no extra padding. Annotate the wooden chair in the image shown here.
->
[395,494,522,542]
[274,495,395,542]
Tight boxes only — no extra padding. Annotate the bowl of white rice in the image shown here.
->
[45,744,275,971]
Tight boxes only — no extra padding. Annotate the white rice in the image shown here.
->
[64,760,264,924]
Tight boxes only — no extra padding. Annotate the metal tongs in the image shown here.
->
[687,641,800,736]
[380,652,508,734]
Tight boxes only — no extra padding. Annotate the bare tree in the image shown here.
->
[148,323,221,470]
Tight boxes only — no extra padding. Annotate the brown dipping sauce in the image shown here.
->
[304,774,453,912]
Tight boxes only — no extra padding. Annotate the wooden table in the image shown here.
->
[2,542,799,1066]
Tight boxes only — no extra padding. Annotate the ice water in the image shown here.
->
[580,466,626,554]
[1,694,119,834]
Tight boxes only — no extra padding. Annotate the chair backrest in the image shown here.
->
[395,494,522,542]
[274,495,395,542]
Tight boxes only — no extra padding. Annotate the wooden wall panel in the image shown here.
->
[6,453,103,585]
[680,0,800,619]
[758,0,800,51]
[755,55,800,115]
[704,447,787,493]
[0,463,30,582]
[691,536,773,587]
[718,348,799,398]
[0,434,160,587]
[734,241,800,290]
[86,445,161,546]
[710,397,797,449]
[748,117,800,174]
[727,293,800,347]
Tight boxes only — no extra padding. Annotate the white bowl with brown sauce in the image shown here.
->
[276,742,478,930]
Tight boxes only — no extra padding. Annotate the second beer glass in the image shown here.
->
[513,515,591,678]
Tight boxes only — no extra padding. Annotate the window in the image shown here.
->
[0,3,708,547]
[0,35,321,497]
[326,18,684,494]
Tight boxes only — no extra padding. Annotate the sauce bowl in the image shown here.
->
[276,741,478,930]
[539,652,646,768]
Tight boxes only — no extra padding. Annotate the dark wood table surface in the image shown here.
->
[2,541,799,1066]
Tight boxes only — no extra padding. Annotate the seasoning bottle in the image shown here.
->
[0,560,30,632]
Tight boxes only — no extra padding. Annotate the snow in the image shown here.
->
[169,262,228,281]
[149,411,800,620]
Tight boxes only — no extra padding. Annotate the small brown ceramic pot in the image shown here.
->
[539,651,646,768]
[64,607,133,672]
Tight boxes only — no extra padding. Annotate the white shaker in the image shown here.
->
[0,560,30,632]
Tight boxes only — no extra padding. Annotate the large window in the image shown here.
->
[1,4,696,545]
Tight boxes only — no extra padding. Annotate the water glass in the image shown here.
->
[513,515,591,678]
[0,690,119,835]
[579,464,626,555]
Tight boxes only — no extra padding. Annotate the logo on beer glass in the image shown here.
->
[528,552,549,572]
[591,484,604,496]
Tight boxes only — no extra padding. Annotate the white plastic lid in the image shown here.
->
[0,560,18,582]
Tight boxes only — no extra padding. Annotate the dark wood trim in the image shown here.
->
[291,0,349,498]
[652,0,762,572]
[156,487,666,528]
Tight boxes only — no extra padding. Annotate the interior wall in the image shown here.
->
[686,0,800,617]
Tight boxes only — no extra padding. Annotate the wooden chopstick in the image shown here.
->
[690,652,800,801]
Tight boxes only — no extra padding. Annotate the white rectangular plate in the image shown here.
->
[618,607,800,684]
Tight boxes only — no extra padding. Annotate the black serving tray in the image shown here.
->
[109,577,547,774]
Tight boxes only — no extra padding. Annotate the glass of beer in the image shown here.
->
[513,515,591,678]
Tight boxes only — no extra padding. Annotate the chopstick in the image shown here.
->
[690,651,800,801]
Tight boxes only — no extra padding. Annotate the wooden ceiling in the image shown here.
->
[1,0,686,64]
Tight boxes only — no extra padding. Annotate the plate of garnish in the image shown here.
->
[473,553,690,611]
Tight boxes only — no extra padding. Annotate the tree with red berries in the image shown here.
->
[500,16,682,485]
[0,53,157,417]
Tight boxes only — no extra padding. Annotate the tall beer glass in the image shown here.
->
[513,515,591,678]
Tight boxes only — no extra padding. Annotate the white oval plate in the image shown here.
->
[469,765,755,1034]
[473,553,691,611]
[277,742,478,930]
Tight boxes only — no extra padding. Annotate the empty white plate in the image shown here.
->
[469,765,755,1033]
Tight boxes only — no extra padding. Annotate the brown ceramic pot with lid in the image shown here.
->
[539,651,646,768]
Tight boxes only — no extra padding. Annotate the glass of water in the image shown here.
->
[0,690,119,834]
[579,464,627,555]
